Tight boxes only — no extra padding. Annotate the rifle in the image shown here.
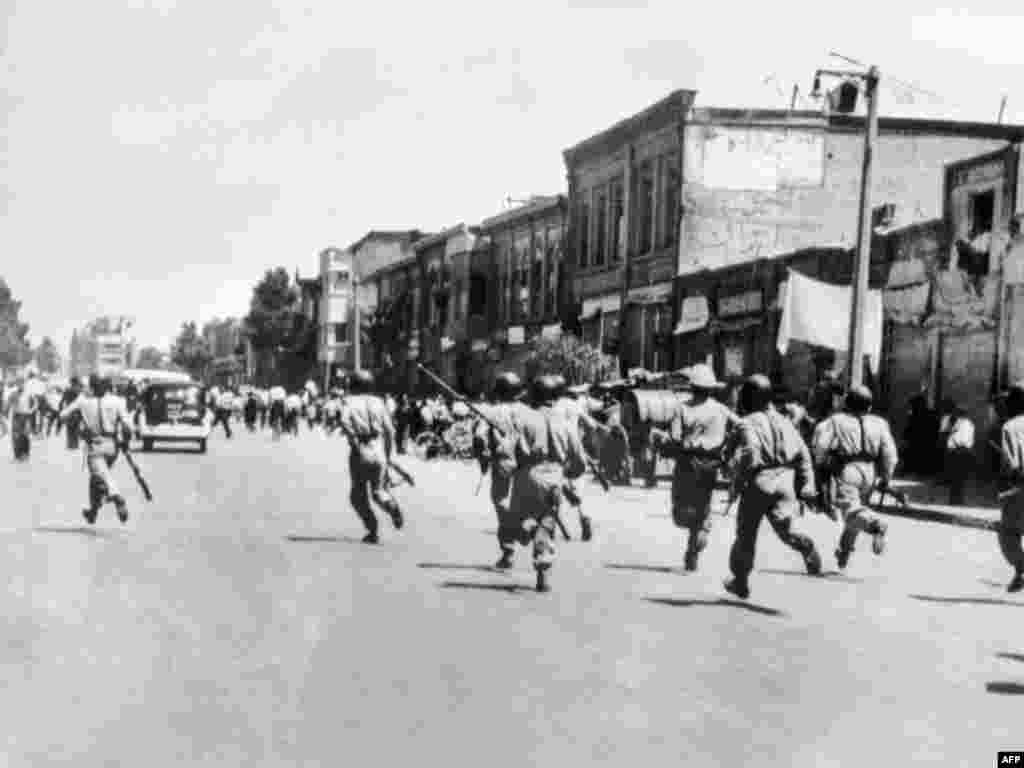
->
[119,437,153,502]
[335,413,417,488]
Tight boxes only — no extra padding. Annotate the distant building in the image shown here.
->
[202,318,245,388]
[68,316,136,379]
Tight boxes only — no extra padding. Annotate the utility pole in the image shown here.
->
[352,274,361,372]
[847,66,880,390]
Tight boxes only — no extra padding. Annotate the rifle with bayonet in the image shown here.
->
[334,409,417,489]
[416,363,610,493]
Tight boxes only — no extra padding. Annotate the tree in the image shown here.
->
[0,277,32,371]
[136,346,166,370]
[33,336,60,374]
[244,268,299,353]
[171,321,212,380]
[524,334,618,386]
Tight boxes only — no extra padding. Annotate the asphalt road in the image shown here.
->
[1,425,1022,767]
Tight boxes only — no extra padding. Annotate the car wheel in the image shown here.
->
[198,439,207,454]
[142,439,153,452]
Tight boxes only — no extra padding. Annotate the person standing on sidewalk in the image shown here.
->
[811,384,897,570]
[940,400,975,505]
[997,381,1024,593]
[60,375,132,525]
[655,364,741,572]
[212,388,235,439]
[7,377,37,460]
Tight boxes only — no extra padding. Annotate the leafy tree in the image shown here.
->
[136,346,166,370]
[33,336,60,374]
[0,278,32,371]
[244,268,299,353]
[524,334,618,386]
[171,321,212,380]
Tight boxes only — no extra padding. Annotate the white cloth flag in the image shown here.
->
[776,269,883,373]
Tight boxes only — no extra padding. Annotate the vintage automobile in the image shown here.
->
[136,379,211,453]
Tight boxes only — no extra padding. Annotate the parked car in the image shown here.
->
[137,380,211,453]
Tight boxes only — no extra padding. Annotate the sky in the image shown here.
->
[2,0,1023,355]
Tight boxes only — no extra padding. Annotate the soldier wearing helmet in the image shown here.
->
[724,374,823,600]
[811,383,896,571]
[509,375,587,592]
[551,375,605,543]
[997,380,1024,593]
[472,372,529,569]
[656,363,742,572]
[338,369,404,544]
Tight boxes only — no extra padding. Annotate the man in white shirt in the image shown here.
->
[60,375,133,524]
[940,399,975,505]
[284,391,303,436]
[212,388,235,439]
[7,378,37,460]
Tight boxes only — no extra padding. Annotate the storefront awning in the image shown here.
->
[581,293,622,318]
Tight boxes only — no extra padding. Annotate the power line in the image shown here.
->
[828,50,944,102]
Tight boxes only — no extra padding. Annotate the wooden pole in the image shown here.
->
[847,66,880,391]
[998,95,1008,124]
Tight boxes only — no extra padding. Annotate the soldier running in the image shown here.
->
[60,375,132,525]
[724,374,823,600]
[338,370,404,544]
[656,364,741,572]
[996,381,1024,593]
[551,374,601,542]
[511,375,587,592]
[472,372,528,569]
[811,384,894,570]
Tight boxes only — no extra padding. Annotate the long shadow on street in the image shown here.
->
[439,580,529,594]
[418,562,502,575]
[34,525,117,539]
[759,568,864,583]
[645,597,787,617]
[985,682,1024,694]
[605,563,679,575]
[284,534,369,545]
[909,594,1024,608]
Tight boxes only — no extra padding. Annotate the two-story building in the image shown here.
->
[563,90,696,375]
[672,105,1024,445]
[474,196,569,388]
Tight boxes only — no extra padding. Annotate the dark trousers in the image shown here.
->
[945,446,973,505]
[729,478,816,585]
[671,458,719,558]
[212,408,233,438]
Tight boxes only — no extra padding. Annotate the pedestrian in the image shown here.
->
[551,375,602,542]
[284,391,303,436]
[656,364,741,572]
[723,374,823,600]
[243,391,260,432]
[59,375,132,525]
[212,387,234,438]
[509,375,587,592]
[61,377,84,450]
[8,377,37,461]
[811,384,896,570]
[257,387,270,430]
[338,370,403,544]
[268,384,286,437]
[940,400,975,505]
[997,381,1024,593]
[473,372,529,569]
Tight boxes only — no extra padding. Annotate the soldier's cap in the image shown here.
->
[687,363,725,391]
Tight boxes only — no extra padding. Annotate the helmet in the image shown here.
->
[1007,380,1024,418]
[845,384,873,414]
[348,369,375,394]
[529,375,561,405]
[739,374,773,414]
[492,372,522,401]
[686,363,724,392]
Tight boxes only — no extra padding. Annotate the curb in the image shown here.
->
[876,502,1000,532]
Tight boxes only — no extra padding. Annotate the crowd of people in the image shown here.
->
[6,361,1024,599]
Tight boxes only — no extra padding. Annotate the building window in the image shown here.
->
[969,189,995,239]
[594,186,608,267]
[333,271,349,292]
[333,322,348,344]
[577,198,591,268]
[660,152,680,249]
[635,160,655,255]
[610,178,624,263]
[545,238,559,317]
[469,273,487,317]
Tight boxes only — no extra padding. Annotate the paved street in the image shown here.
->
[1,426,1022,767]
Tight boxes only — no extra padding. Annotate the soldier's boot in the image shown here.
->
[684,529,708,572]
[112,495,129,524]
[535,567,551,593]
[386,502,404,531]
[84,476,106,524]
[361,529,380,545]
[1008,570,1024,594]
[803,544,823,576]
[870,520,887,556]
[723,577,750,600]
[580,515,593,543]
[494,542,515,570]
[835,528,857,570]
[81,507,98,525]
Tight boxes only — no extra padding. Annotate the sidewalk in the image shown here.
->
[876,475,1001,531]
